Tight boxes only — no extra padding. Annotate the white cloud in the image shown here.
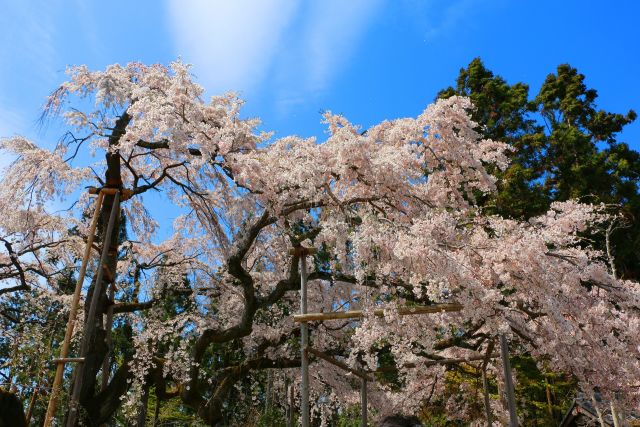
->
[166,0,385,99]
[166,0,299,94]
[302,0,384,92]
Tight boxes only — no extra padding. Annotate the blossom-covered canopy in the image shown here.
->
[0,61,638,425]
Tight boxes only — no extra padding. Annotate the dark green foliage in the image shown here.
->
[511,355,577,426]
[438,58,549,219]
[438,58,639,278]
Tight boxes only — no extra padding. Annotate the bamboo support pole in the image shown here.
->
[43,191,104,427]
[293,303,463,323]
[67,191,120,427]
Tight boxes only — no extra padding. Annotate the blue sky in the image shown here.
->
[1,0,639,159]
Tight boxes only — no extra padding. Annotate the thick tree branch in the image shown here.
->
[136,139,202,156]
[0,239,29,294]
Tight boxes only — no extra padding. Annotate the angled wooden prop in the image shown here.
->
[43,191,104,427]
[44,188,132,426]
[66,190,121,426]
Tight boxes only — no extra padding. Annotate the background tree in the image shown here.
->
[438,58,639,279]
[436,58,640,425]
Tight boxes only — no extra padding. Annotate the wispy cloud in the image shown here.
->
[165,0,385,100]
[166,0,299,94]
[301,0,385,92]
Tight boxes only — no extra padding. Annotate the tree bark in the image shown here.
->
[136,386,149,427]
[66,113,130,426]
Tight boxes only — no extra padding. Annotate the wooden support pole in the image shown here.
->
[52,358,85,364]
[295,246,315,427]
[44,191,104,427]
[611,402,621,427]
[288,247,318,257]
[88,186,133,200]
[592,395,606,427]
[293,303,463,323]
[545,380,553,420]
[67,191,120,427]
[265,370,271,412]
[426,354,496,367]
[500,335,518,427]
[482,341,495,427]
[25,385,39,426]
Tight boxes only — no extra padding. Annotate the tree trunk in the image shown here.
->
[152,395,161,427]
[66,113,129,426]
[101,282,116,391]
[136,386,149,427]
[481,369,492,426]
[288,384,295,427]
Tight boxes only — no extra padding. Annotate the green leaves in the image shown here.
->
[439,58,639,278]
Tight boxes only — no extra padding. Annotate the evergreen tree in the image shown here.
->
[437,58,639,425]
[439,58,639,277]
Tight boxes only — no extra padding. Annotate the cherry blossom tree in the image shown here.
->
[0,61,638,425]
